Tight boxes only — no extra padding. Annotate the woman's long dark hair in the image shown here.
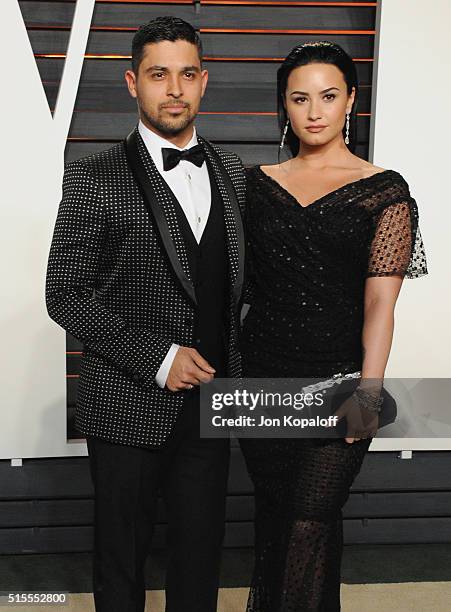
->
[277,41,359,157]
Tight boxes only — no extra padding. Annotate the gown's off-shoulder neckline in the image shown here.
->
[255,165,396,210]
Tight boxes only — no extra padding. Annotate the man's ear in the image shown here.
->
[125,70,138,99]
[200,69,209,98]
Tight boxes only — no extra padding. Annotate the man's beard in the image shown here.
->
[140,103,197,136]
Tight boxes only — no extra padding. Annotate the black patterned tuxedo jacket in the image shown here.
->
[46,127,246,448]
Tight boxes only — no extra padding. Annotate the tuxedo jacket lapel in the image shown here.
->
[124,128,197,306]
[198,136,245,308]
[125,127,245,310]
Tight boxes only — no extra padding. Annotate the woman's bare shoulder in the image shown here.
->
[359,160,386,178]
[260,162,291,178]
[260,163,281,172]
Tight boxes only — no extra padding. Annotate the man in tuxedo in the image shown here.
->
[46,16,245,612]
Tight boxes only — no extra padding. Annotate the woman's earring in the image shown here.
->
[280,118,290,149]
[344,112,350,145]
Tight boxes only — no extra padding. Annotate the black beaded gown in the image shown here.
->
[239,166,428,612]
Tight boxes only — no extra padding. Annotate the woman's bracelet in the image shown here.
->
[353,386,384,413]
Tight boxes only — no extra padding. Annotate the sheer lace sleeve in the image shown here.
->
[367,180,428,279]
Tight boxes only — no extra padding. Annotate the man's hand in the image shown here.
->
[166,346,216,392]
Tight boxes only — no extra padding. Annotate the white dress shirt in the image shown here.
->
[137,121,211,388]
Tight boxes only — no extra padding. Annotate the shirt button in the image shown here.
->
[187,173,191,181]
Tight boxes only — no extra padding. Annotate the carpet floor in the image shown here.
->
[2,584,451,612]
[0,545,450,611]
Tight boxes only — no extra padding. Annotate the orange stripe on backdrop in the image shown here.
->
[204,2,377,5]
[58,110,371,117]
[28,25,375,35]
[95,0,377,5]
[95,0,193,3]
[201,28,375,34]
[35,54,134,59]
[203,56,374,61]
[201,1,377,5]
[202,111,277,115]
[35,54,374,62]
[202,112,369,116]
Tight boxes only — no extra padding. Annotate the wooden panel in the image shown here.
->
[19,2,195,27]
[29,30,374,58]
[344,491,451,518]
[0,526,95,554]
[4,451,451,501]
[19,2,375,30]
[343,518,451,545]
[352,451,451,492]
[66,334,82,352]
[201,32,373,58]
[226,491,451,520]
[195,6,376,29]
[2,491,450,529]
[67,378,78,407]
[2,517,451,554]
[0,458,93,500]
[0,499,94,527]
[0,524,246,553]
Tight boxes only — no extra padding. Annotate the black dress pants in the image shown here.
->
[86,390,230,612]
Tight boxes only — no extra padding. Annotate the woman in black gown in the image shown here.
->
[239,42,428,611]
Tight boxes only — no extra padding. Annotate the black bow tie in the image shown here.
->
[161,144,205,171]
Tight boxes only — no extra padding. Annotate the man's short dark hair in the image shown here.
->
[132,16,203,74]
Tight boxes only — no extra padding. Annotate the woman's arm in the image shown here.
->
[360,275,404,380]
[335,275,404,444]
[342,179,428,442]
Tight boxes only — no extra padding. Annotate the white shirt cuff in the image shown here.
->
[155,344,180,388]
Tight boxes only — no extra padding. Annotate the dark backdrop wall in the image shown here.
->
[1,0,450,554]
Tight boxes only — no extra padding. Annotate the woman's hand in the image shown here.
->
[332,393,379,444]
